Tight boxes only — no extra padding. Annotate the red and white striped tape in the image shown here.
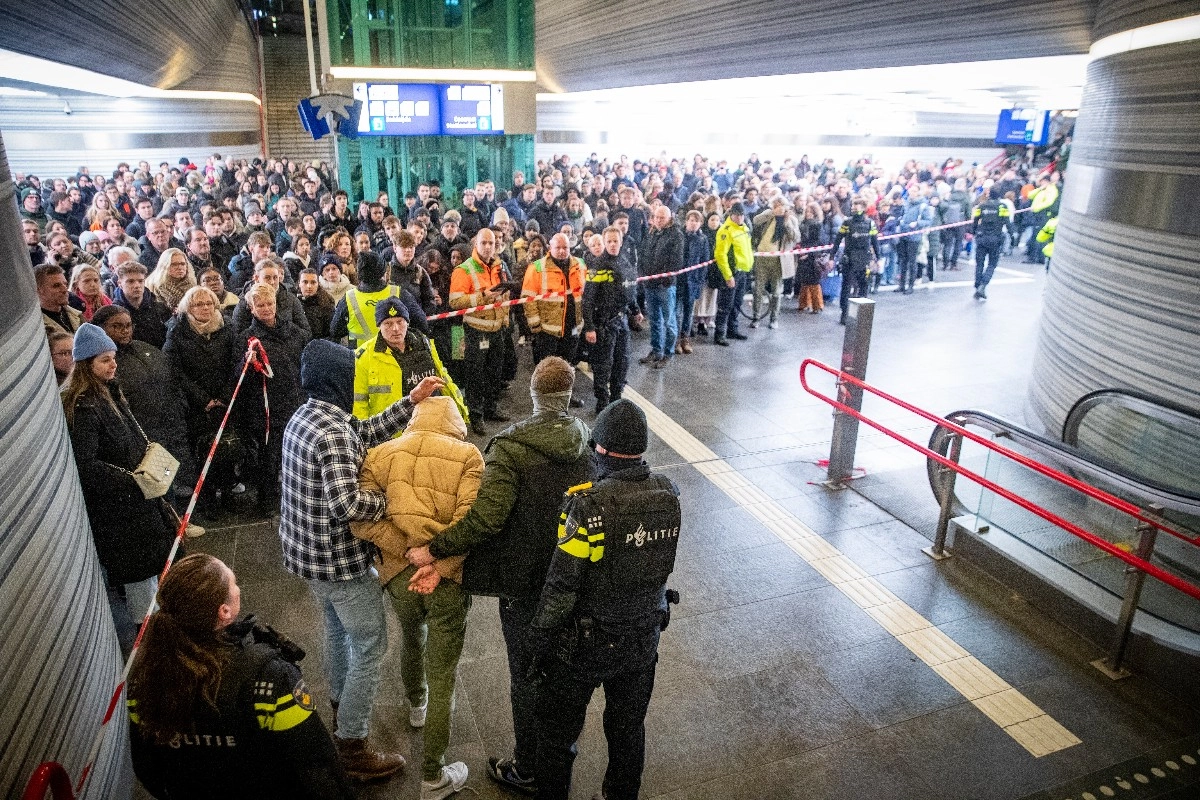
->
[428,207,1032,321]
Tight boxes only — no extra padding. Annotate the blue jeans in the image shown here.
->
[308,571,388,740]
[643,283,678,357]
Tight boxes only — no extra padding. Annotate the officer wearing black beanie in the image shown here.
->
[529,398,681,800]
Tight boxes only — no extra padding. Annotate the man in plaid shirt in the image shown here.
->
[280,338,444,780]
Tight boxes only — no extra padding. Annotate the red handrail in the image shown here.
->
[799,358,1200,602]
[21,763,74,800]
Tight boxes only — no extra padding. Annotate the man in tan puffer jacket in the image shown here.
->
[352,395,483,798]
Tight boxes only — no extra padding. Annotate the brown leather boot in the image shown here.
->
[680,337,693,354]
[336,736,406,781]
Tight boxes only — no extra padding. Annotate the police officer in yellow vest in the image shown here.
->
[353,296,467,428]
[1024,176,1060,265]
[522,232,587,367]
[330,251,401,348]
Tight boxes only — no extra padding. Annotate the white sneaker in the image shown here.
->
[768,320,778,330]
[410,702,427,728]
[185,523,205,538]
[421,762,468,800]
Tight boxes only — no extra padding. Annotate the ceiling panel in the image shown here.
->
[536,0,1096,93]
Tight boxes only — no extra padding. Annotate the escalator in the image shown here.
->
[925,390,1200,659]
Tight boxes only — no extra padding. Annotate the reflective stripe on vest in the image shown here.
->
[462,260,504,333]
[347,286,399,344]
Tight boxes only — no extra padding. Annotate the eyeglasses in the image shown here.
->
[190,301,216,308]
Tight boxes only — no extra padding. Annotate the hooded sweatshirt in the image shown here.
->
[352,396,484,584]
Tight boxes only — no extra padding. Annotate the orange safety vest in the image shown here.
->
[521,256,586,337]
[449,257,510,332]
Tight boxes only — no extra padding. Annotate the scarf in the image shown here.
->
[157,275,193,312]
[187,310,225,336]
[80,292,112,322]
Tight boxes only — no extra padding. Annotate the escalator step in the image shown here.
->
[1019,732,1200,800]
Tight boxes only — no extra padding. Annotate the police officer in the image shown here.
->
[582,225,638,415]
[330,250,401,348]
[529,399,681,800]
[829,196,880,325]
[971,187,1012,300]
[127,553,357,798]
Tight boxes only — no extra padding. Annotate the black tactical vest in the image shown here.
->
[569,466,681,631]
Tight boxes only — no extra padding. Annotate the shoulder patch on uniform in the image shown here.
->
[565,481,593,496]
[293,679,315,711]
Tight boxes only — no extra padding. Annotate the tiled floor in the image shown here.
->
[176,256,1200,800]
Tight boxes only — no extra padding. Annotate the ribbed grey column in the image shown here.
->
[1028,2,1200,441]
[0,135,131,797]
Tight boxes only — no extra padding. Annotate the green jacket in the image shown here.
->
[714,217,753,281]
[428,411,594,599]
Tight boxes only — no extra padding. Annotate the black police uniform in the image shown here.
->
[829,212,880,323]
[582,250,637,410]
[128,620,354,800]
[971,198,1011,297]
[529,462,681,800]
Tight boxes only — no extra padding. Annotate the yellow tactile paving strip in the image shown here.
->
[611,380,1081,757]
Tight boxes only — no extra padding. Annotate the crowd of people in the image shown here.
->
[24,146,1062,800]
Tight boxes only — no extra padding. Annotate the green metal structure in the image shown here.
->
[328,0,536,202]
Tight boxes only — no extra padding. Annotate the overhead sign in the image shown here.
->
[351,82,505,136]
[298,93,362,141]
[995,109,1050,146]
[440,84,505,134]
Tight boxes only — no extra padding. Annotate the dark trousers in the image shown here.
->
[499,597,540,769]
[896,238,920,290]
[975,239,1002,289]
[463,326,505,418]
[713,270,748,338]
[532,331,579,366]
[535,633,659,800]
[676,279,698,336]
[589,316,629,405]
[943,227,964,267]
[839,267,869,318]
[1025,212,1048,262]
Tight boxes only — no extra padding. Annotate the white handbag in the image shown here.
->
[119,411,180,500]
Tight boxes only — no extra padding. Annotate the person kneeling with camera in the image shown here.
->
[127,553,355,799]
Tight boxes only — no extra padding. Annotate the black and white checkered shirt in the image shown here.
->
[279,397,413,581]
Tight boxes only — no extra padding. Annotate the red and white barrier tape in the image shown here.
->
[427,208,1033,321]
[70,341,271,796]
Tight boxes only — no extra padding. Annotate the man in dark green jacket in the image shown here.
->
[406,356,593,795]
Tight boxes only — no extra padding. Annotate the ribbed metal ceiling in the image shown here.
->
[0,0,252,92]
[536,0,1096,92]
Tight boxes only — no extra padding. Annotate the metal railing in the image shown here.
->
[21,763,73,800]
[800,358,1200,676]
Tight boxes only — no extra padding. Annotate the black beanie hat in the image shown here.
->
[590,399,647,456]
[357,251,387,284]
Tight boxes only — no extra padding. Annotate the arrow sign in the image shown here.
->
[308,93,357,121]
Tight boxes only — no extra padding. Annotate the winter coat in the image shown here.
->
[299,290,335,340]
[115,340,192,472]
[527,201,567,238]
[112,288,172,349]
[900,197,934,241]
[682,229,712,295]
[163,315,237,417]
[234,316,310,433]
[796,219,823,285]
[426,411,594,600]
[352,330,467,424]
[231,284,312,338]
[67,384,175,585]
[352,396,484,585]
[638,222,686,288]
